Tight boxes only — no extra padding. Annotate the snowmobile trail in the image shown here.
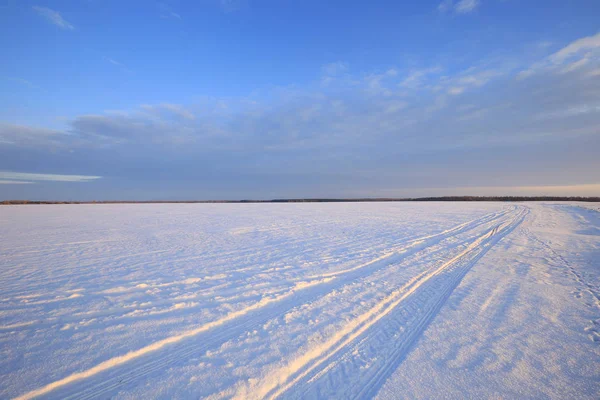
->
[14,207,520,400]
[241,208,527,400]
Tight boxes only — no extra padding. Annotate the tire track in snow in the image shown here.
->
[13,208,518,400]
[241,207,527,400]
[2,209,510,331]
[1,208,510,300]
[305,207,513,281]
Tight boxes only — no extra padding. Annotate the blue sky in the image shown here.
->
[1,0,599,200]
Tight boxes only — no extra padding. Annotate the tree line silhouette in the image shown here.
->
[2,196,599,205]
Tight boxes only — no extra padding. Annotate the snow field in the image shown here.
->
[0,202,598,399]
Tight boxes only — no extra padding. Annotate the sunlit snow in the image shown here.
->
[1,203,599,399]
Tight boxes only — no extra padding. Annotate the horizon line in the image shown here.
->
[2,196,600,205]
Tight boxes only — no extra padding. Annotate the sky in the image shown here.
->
[0,0,599,200]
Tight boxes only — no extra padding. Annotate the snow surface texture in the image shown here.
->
[0,202,598,399]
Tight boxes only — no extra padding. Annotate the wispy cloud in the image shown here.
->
[455,0,480,14]
[140,103,196,120]
[518,31,600,79]
[157,2,182,19]
[0,180,34,185]
[2,32,599,196]
[0,124,67,147]
[4,37,597,154]
[103,57,132,73]
[400,67,443,89]
[447,87,465,95]
[104,57,124,67]
[364,69,399,95]
[549,32,600,63]
[32,6,74,30]
[445,69,503,95]
[438,0,480,15]
[0,172,101,183]
[160,11,182,19]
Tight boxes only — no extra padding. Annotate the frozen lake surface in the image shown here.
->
[1,202,599,399]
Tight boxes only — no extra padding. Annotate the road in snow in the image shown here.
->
[0,202,598,399]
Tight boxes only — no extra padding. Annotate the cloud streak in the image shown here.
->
[103,57,133,73]
[104,57,125,67]
[0,172,101,183]
[518,31,600,79]
[0,180,34,185]
[32,6,74,30]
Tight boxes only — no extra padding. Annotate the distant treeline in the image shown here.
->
[1,196,599,205]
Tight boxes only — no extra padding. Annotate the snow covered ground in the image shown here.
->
[0,202,598,399]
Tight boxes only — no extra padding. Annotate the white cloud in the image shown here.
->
[519,31,600,78]
[0,180,34,184]
[140,103,196,120]
[3,42,599,178]
[438,0,480,15]
[432,68,501,96]
[455,0,480,14]
[400,67,443,89]
[456,70,501,87]
[448,87,465,95]
[549,32,600,64]
[2,59,599,196]
[0,172,101,182]
[104,57,124,67]
[0,124,67,147]
[559,55,590,74]
[32,6,74,30]
[363,69,400,95]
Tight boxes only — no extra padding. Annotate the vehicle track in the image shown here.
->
[14,207,520,400]
[257,207,528,400]
[1,208,510,299]
[2,209,510,327]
